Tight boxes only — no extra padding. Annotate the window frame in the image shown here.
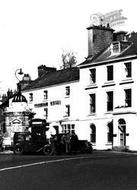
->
[106,91,113,111]
[65,105,70,117]
[124,62,132,78]
[29,93,33,102]
[65,86,70,96]
[62,124,75,134]
[124,88,132,107]
[90,124,96,143]
[44,90,48,100]
[89,94,96,114]
[89,68,96,83]
[44,107,48,119]
[107,121,113,143]
[107,65,114,81]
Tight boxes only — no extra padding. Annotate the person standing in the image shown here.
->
[70,131,78,153]
[65,133,71,154]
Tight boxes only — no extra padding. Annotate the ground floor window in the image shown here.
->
[107,121,113,143]
[62,124,75,134]
[90,124,96,143]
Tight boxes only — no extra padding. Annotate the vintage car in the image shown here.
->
[13,132,49,155]
[13,118,49,155]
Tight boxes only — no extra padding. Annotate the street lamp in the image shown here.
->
[15,68,24,82]
[15,68,24,94]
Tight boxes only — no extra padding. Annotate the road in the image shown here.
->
[0,151,137,190]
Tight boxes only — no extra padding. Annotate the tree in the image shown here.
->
[61,50,77,69]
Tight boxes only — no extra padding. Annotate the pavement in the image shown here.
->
[0,150,13,154]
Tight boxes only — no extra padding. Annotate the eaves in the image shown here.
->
[22,79,79,93]
[79,55,137,69]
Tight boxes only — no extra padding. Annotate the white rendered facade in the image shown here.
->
[79,57,137,150]
[22,80,82,139]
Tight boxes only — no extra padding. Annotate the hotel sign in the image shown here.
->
[90,9,127,28]
[34,102,48,108]
[50,100,61,106]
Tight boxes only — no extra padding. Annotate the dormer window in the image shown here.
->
[111,41,121,54]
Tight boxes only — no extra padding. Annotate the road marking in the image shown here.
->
[0,156,90,172]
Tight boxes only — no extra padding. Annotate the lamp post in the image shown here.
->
[15,68,24,94]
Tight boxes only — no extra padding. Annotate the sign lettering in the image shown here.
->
[90,9,127,28]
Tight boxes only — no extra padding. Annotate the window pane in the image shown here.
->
[66,86,70,96]
[90,69,96,83]
[107,91,113,111]
[90,94,96,113]
[90,124,96,143]
[125,62,131,78]
[107,65,113,81]
[125,89,131,107]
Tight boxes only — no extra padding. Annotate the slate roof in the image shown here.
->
[79,32,137,68]
[22,67,79,91]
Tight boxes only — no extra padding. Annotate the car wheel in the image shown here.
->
[14,144,24,155]
[43,146,51,155]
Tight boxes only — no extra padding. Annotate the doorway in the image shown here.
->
[118,119,126,146]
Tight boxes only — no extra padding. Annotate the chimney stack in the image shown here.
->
[38,65,56,78]
[87,25,114,57]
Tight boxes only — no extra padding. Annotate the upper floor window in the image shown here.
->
[44,108,48,119]
[107,65,113,81]
[107,91,113,111]
[65,105,70,117]
[125,89,132,107]
[89,68,96,83]
[124,62,132,78]
[89,94,96,113]
[29,93,33,102]
[44,90,48,100]
[65,86,70,96]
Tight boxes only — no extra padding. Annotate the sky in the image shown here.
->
[0,0,137,93]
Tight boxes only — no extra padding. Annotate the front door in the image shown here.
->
[118,119,126,147]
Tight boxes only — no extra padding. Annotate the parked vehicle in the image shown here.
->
[13,118,49,155]
[13,118,93,155]
[43,133,93,155]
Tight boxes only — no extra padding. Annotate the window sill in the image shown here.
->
[64,95,70,98]
[105,111,113,114]
[88,113,96,116]
[43,99,48,102]
[105,143,113,145]
[102,81,115,87]
[119,78,134,85]
[115,105,132,109]
[85,83,98,90]
[63,115,69,118]
[91,143,96,146]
